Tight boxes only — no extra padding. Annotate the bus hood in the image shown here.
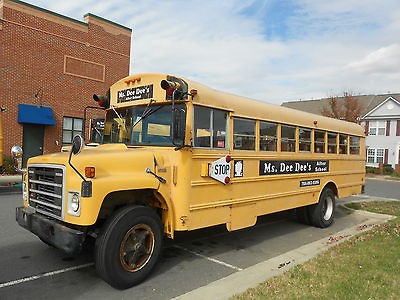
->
[27,144,160,187]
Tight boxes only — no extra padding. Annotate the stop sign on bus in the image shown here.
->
[209,155,231,184]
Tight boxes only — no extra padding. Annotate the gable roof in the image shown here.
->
[362,96,400,118]
[281,93,400,118]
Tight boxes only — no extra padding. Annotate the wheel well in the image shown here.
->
[323,182,338,197]
[96,189,164,224]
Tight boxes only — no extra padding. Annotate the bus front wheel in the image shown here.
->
[309,188,336,228]
[95,205,163,289]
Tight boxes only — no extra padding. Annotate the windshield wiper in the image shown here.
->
[111,105,127,132]
[132,99,166,129]
[132,99,155,128]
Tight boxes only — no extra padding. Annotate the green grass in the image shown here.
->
[232,201,400,300]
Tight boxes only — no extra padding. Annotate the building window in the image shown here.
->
[260,121,277,151]
[368,121,386,136]
[281,125,296,152]
[63,117,83,145]
[367,148,384,163]
[234,118,256,150]
[299,127,311,152]
[193,106,227,148]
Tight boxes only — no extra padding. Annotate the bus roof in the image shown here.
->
[113,73,365,136]
[187,78,364,136]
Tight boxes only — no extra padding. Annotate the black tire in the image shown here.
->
[308,188,336,228]
[95,205,163,289]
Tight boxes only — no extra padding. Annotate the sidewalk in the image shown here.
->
[174,202,396,300]
[366,173,400,181]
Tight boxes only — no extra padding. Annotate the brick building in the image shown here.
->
[0,0,131,165]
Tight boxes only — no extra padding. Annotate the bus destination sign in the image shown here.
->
[259,160,329,176]
[117,84,154,103]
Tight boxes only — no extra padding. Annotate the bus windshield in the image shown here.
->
[101,103,186,146]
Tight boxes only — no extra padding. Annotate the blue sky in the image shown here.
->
[24,0,400,104]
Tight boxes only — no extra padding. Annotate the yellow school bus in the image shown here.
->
[16,73,365,289]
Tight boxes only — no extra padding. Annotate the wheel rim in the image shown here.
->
[120,224,155,272]
[322,195,334,221]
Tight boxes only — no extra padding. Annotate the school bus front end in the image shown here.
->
[16,74,192,289]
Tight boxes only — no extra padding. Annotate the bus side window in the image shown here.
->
[260,121,277,151]
[212,110,227,149]
[233,118,256,150]
[314,130,325,153]
[299,127,311,152]
[328,132,337,154]
[339,134,348,154]
[281,125,296,152]
[193,106,228,149]
[194,106,211,147]
[350,136,360,155]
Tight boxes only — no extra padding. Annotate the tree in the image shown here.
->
[321,92,363,123]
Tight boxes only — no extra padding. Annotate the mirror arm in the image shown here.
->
[68,150,86,182]
[68,135,92,197]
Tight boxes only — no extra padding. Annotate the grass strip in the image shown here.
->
[232,201,400,300]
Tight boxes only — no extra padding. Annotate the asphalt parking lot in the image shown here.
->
[1,189,392,300]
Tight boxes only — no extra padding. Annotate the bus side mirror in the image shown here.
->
[11,145,24,172]
[172,108,185,145]
[71,135,84,155]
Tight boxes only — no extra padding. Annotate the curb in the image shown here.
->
[173,204,396,300]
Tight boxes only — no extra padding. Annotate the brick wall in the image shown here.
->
[0,0,131,157]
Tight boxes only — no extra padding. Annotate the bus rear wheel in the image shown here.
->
[95,205,163,289]
[309,188,336,228]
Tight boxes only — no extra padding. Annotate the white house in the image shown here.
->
[360,96,400,168]
[282,93,400,169]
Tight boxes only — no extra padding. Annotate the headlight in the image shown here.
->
[71,194,80,212]
[68,191,81,216]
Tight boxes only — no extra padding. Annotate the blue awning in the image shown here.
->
[18,104,55,126]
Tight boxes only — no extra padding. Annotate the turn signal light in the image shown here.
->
[161,79,181,97]
[85,167,96,178]
[93,94,109,109]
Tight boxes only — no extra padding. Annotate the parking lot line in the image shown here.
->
[174,245,243,271]
[0,263,94,289]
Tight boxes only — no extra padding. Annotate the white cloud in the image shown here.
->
[19,1,400,103]
[348,44,400,74]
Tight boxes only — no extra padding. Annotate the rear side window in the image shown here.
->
[350,136,360,155]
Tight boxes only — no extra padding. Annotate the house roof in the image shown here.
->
[362,96,400,118]
[281,93,400,118]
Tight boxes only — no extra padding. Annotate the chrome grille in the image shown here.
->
[28,165,65,220]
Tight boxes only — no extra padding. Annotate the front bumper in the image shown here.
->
[16,206,86,255]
